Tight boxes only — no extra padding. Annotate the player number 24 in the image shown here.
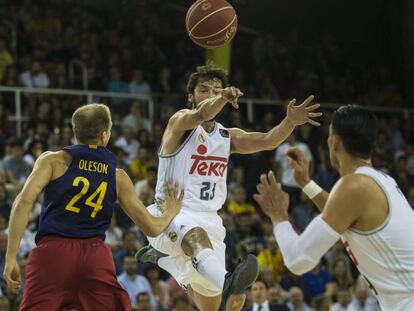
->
[64,176,107,218]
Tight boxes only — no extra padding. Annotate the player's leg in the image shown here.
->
[19,237,80,311]
[191,289,222,311]
[78,239,131,311]
[181,226,228,291]
[182,228,257,311]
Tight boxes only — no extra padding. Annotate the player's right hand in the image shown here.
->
[221,86,243,109]
[3,259,21,293]
[286,147,311,188]
[162,181,184,216]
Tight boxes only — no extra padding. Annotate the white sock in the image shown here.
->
[192,248,227,290]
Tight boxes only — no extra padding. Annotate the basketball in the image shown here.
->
[186,0,238,49]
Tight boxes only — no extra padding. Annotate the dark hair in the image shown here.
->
[8,138,24,149]
[253,278,269,289]
[136,292,150,301]
[186,63,228,95]
[26,139,43,155]
[332,105,377,159]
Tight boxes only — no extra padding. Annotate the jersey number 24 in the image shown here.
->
[64,176,107,218]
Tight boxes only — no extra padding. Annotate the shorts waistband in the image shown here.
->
[37,235,103,245]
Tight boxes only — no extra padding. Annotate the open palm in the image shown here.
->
[286,95,322,126]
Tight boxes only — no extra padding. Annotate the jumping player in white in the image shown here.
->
[254,105,414,311]
[136,64,322,311]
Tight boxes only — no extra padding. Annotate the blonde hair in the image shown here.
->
[71,104,112,144]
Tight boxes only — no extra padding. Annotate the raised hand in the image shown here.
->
[286,95,322,127]
[286,147,311,188]
[221,86,244,109]
[253,171,289,224]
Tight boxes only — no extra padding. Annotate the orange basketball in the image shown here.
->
[186,0,238,49]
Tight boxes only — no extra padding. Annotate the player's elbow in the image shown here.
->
[285,256,317,275]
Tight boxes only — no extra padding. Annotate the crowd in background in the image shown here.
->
[0,0,406,107]
[0,0,413,310]
[0,100,413,311]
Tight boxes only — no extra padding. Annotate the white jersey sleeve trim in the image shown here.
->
[159,127,198,158]
[349,167,392,235]
[273,216,340,275]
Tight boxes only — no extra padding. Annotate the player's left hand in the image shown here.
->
[254,171,289,225]
[286,95,322,127]
[3,259,21,293]
[162,181,184,217]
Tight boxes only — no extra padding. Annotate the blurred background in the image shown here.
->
[0,0,413,310]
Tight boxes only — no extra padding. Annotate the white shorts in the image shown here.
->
[147,204,226,297]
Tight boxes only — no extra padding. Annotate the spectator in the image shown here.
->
[242,279,289,311]
[257,235,284,283]
[115,125,140,165]
[330,258,354,294]
[105,215,123,251]
[274,132,313,206]
[2,139,31,185]
[290,193,315,232]
[313,295,332,311]
[114,230,141,275]
[171,292,195,311]
[349,277,380,311]
[227,185,256,215]
[324,242,351,274]
[2,65,18,86]
[118,256,156,308]
[329,287,352,311]
[268,285,289,305]
[129,69,152,95]
[145,265,170,310]
[122,101,152,134]
[303,262,335,299]
[0,184,11,220]
[135,165,157,200]
[23,140,44,167]
[136,292,155,311]
[107,67,129,93]
[0,37,13,82]
[233,212,264,254]
[19,61,50,88]
[287,287,312,311]
[130,147,155,182]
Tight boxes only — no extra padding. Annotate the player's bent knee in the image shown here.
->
[181,227,213,257]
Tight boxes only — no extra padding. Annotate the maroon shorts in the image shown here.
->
[19,235,131,311]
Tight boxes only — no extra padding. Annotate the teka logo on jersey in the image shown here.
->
[189,144,228,177]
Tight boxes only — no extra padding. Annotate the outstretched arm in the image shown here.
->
[4,152,54,291]
[168,86,243,133]
[230,96,321,154]
[254,171,364,275]
[116,169,182,237]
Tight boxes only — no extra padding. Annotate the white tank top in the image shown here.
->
[155,122,230,213]
[342,166,414,311]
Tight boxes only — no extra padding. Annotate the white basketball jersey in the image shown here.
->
[342,166,414,311]
[155,122,230,212]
